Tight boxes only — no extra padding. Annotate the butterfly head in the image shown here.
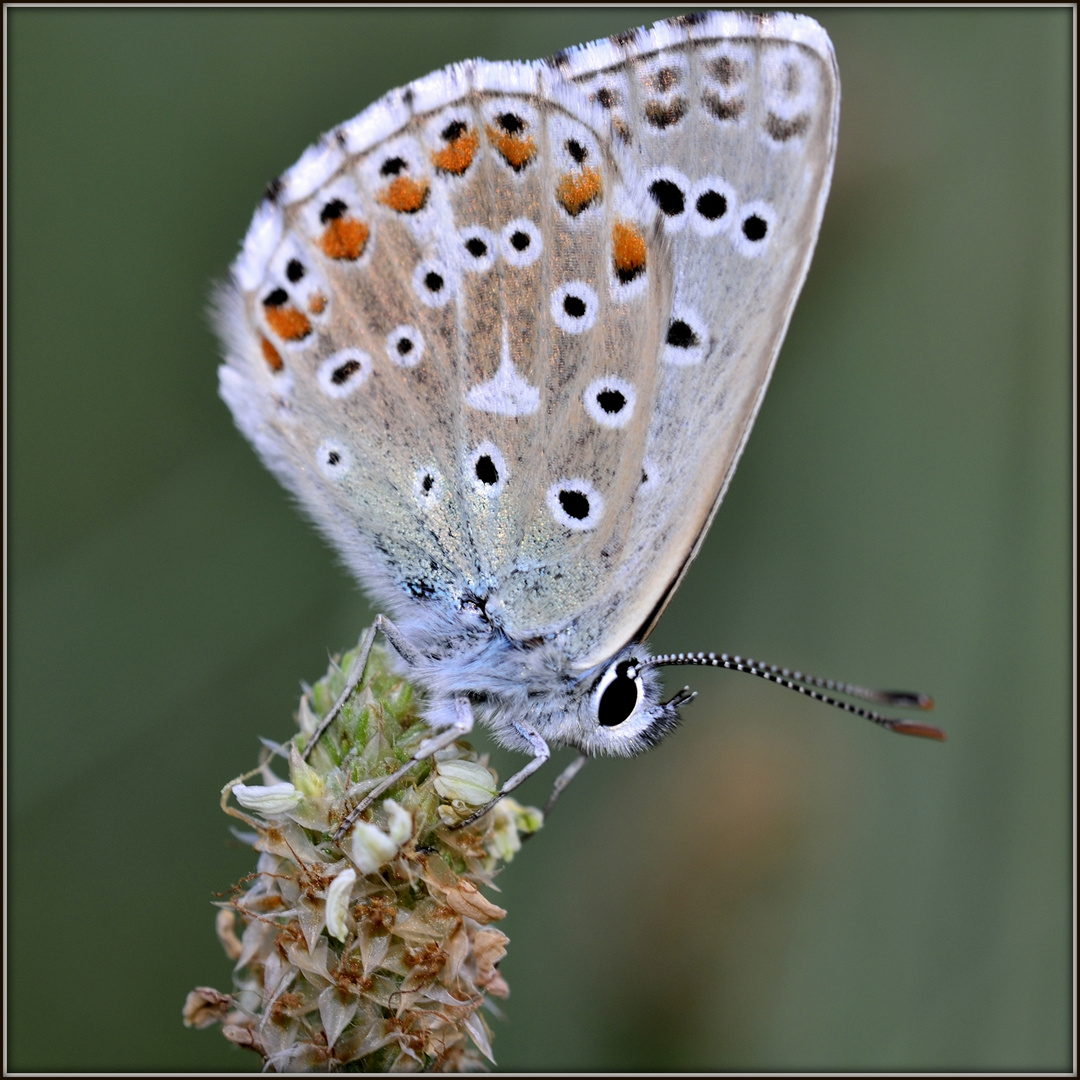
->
[566,646,693,758]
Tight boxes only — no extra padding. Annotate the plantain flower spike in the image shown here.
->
[184,631,542,1071]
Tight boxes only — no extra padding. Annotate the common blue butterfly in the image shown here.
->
[215,10,941,839]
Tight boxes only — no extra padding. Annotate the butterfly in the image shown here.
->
[215,10,941,839]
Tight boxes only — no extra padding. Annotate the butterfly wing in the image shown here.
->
[550,11,840,667]
[216,60,673,647]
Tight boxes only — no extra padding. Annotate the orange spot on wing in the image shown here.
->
[264,304,312,342]
[486,125,536,171]
[556,167,602,216]
[432,127,479,174]
[260,336,284,372]
[377,175,430,214]
[319,217,369,260]
[612,220,647,282]
[308,293,327,315]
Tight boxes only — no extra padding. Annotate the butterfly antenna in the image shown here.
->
[647,652,945,741]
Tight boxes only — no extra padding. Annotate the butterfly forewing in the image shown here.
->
[553,11,840,665]
[217,60,674,634]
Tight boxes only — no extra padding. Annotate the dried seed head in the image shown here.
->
[186,637,541,1070]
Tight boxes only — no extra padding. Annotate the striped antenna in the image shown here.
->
[646,652,945,741]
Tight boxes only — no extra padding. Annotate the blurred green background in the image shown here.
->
[8,7,1071,1072]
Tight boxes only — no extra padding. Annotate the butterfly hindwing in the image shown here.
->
[550,11,840,666]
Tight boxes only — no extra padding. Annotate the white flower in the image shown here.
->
[233,782,301,815]
[383,799,413,845]
[325,868,356,942]
[349,820,399,873]
[433,760,497,806]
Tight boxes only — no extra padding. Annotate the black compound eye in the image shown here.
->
[597,660,642,727]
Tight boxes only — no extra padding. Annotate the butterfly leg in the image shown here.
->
[543,753,588,817]
[333,694,474,846]
[451,720,551,830]
[303,614,420,763]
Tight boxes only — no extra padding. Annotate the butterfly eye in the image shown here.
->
[593,660,644,727]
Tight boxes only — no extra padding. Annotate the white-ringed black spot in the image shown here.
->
[743,214,767,242]
[413,464,443,503]
[584,376,636,428]
[316,439,351,479]
[560,490,589,519]
[696,190,727,221]
[330,359,361,385]
[263,287,288,308]
[317,348,372,398]
[546,477,603,530]
[386,324,425,368]
[688,176,738,237]
[476,455,498,485]
[285,259,305,283]
[662,306,708,366]
[380,156,407,176]
[649,178,685,216]
[566,138,588,163]
[501,218,542,267]
[413,260,455,307]
[595,86,617,108]
[457,226,497,274]
[731,201,776,258]
[667,320,697,349]
[551,281,598,334]
[598,389,625,413]
[497,112,524,133]
[466,441,507,497]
